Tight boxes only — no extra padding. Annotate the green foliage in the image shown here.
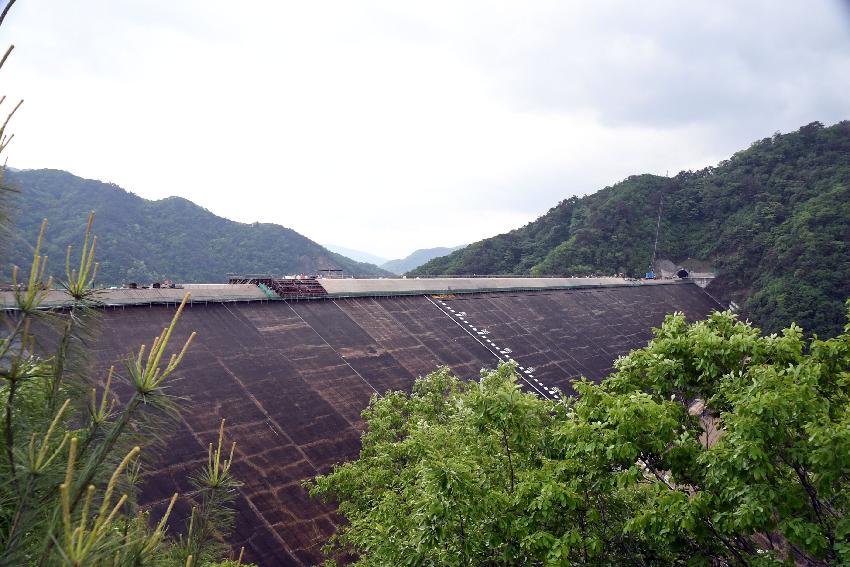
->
[4,169,392,285]
[311,302,850,565]
[175,419,243,566]
[0,11,255,564]
[0,216,254,566]
[412,121,850,338]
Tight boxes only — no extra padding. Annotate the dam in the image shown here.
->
[3,277,721,565]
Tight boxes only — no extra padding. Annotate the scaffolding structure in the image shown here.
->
[228,275,329,299]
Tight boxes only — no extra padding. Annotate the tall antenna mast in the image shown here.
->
[650,192,663,270]
[649,171,668,271]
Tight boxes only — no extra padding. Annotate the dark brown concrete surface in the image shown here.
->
[88,283,719,566]
[431,284,721,397]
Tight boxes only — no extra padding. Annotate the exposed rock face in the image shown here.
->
[89,284,719,566]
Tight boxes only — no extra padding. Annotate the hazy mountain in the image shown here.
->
[381,245,466,275]
[3,169,393,284]
[413,121,850,338]
[324,244,388,266]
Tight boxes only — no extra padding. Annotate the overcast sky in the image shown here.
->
[2,1,849,259]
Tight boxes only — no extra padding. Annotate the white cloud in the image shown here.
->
[1,0,849,258]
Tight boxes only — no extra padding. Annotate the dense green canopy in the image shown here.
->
[412,121,850,338]
[310,302,850,566]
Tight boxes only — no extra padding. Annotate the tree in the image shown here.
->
[0,217,251,566]
[0,3,253,564]
[310,303,850,565]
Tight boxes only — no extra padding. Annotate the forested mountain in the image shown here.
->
[2,169,391,284]
[412,121,850,337]
[380,245,465,274]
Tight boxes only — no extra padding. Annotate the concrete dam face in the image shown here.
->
[85,283,719,566]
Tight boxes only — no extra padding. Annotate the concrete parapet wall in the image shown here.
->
[319,276,672,297]
[1,278,685,308]
[0,284,268,309]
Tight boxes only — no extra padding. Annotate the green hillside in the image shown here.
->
[412,121,850,337]
[2,169,391,284]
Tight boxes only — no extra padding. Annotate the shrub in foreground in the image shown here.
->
[311,304,850,566]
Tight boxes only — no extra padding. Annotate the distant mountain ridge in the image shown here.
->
[412,121,850,338]
[3,169,392,284]
[324,244,388,266]
[381,245,465,275]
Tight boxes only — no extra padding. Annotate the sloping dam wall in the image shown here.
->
[87,283,719,565]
